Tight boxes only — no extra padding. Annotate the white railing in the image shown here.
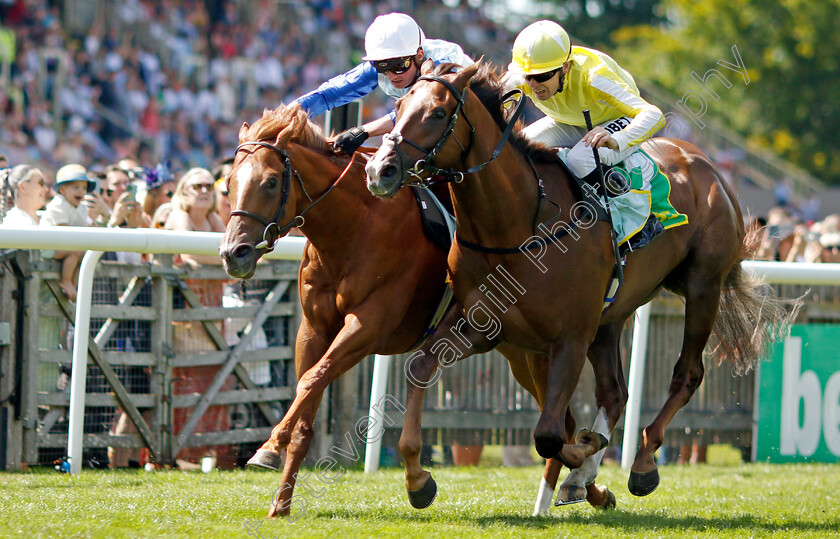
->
[2,227,837,474]
[0,226,305,473]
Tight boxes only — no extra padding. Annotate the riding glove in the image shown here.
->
[333,127,369,155]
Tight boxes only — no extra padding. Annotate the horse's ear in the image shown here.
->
[274,123,295,147]
[453,61,481,90]
[420,58,435,75]
[239,122,250,141]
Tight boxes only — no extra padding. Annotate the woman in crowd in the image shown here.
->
[165,167,233,468]
[141,161,176,224]
[1,164,49,226]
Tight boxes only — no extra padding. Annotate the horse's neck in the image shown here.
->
[291,145,370,252]
[449,98,542,243]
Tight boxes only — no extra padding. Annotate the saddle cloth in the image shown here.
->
[558,147,688,247]
[411,187,456,250]
[606,149,689,246]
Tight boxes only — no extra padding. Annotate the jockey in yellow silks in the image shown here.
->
[506,20,664,182]
[506,20,687,250]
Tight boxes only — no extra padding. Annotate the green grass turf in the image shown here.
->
[1,462,838,538]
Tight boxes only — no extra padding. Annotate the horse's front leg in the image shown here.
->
[267,392,324,518]
[557,321,627,507]
[254,315,376,520]
[399,306,498,509]
[534,339,607,468]
[249,317,330,469]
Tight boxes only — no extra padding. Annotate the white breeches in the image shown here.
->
[522,116,637,177]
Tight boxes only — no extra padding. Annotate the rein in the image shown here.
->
[384,75,526,188]
[386,74,575,254]
[230,140,358,251]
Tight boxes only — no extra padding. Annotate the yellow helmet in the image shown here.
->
[508,20,571,75]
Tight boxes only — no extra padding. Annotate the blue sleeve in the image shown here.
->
[389,109,397,125]
[294,63,380,118]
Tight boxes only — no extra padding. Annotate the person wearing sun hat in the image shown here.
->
[41,164,96,227]
[39,164,97,301]
[141,161,176,222]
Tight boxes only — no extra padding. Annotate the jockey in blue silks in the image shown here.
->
[295,12,474,155]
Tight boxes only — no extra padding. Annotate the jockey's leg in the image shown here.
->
[521,116,584,148]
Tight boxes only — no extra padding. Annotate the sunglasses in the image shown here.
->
[370,56,413,75]
[524,69,559,84]
[189,183,214,193]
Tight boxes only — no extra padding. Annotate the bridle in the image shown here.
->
[381,73,581,256]
[229,140,354,251]
[382,74,525,188]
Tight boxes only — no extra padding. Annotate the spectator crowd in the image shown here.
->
[0,0,506,177]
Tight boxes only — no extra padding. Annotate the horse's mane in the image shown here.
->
[431,62,557,163]
[242,103,329,151]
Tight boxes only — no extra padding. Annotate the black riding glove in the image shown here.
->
[333,127,369,155]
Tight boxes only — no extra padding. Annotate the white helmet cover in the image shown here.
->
[362,13,426,61]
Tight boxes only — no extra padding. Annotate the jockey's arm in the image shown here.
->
[589,75,665,152]
[359,115,397,137]
[294,63,380,118]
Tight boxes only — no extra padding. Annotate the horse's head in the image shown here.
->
[220,105,322,279]
[366,61,482,199]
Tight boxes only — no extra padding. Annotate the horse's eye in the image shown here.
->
[266,175,278,188]
[432,108,447,120]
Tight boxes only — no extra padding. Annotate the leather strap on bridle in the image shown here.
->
[230,141,358,251]
[384,75,526,188]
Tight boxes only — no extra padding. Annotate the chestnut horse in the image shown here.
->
[366,61,797,501]
[219,104,610,518]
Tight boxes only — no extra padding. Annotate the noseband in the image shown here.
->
[383,74,525,188]
[230,140,353,251]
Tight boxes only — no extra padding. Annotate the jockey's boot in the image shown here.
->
[622,214,665,255]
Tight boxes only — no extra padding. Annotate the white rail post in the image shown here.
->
[365,354,391,473]
[67,251,104,474]
[622,301,652,470]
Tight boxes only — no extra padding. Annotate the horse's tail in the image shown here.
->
[709,226,803,374]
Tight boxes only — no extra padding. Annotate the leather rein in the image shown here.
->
[383,74,526,188]
[229,140,357,251]
[383,75,577,254]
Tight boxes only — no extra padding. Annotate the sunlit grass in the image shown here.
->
[1,462,837,538]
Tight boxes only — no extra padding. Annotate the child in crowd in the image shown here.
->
[40,164,97,301]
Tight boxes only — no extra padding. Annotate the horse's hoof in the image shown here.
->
[534,436,564,460]
[598,488,616,510]
[576,428,609,451]
[555,484,587,506]
[407,475,438,509]
[628,468,660,497]
[247,449,282,470]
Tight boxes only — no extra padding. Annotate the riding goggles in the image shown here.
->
[370,56,413,75]
[524,68,559,84]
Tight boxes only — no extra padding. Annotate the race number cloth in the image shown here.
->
[561,148,688,246]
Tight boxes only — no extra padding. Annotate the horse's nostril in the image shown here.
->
[381,165,398,182]
[233,244,254,260]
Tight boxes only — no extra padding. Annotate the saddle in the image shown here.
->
[407,186,457,352]
[411,187,456,251]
